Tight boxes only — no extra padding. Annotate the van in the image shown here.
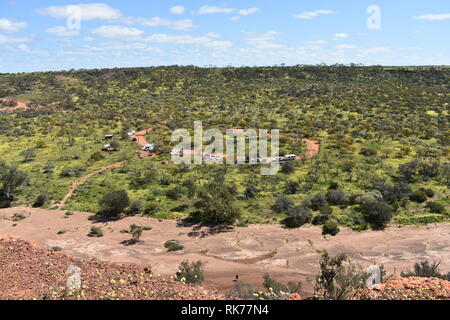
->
[284,154,296,161]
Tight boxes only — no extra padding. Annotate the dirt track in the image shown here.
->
[0,100,33,112]
[1,207,448,295]
[58,161,128,209]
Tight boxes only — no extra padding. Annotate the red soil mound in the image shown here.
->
[354,276,450,300]
[0,237,225,300]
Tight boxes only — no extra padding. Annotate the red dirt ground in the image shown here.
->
[0,236,224,300]
[354,276,449,300]
[1,207,449,297]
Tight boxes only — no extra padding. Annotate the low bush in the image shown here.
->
[175,260,204,284]
[426,201,447,214]
[409,190,428,203]
[322,220,340,236]
[164,240,184,251]
[88,226,103,237]
[283,205,312,228]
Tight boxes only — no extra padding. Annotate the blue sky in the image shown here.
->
[0,0,449,72]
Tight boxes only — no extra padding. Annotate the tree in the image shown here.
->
[361,200,393,230]
[33,193,48,207]
[20,148,37,162]
[284,181,299,194]
[322,220,340,236]
[281,161,295,174]
[326,190,348,205]
[191,180,241,225]
[166,185,184,200]
[99,190,130,219]
[273,195,294,213]
[409,190,427,203]
[310,193,328,211]
[283,205,312,228]
[0,163,28,204]
[244,184,258,199]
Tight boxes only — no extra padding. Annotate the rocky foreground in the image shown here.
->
[354,276,449,300]
[1,236,448,300]
[0,237,224,300]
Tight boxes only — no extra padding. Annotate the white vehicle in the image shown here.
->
[283,154,296,161]
[272,157,284,162]
[127,130,136,137]
[170,150,182,156]
[141,144,155,151]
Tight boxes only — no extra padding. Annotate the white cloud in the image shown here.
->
[413,13,450,20]
[143,33,232,48]
[308,40,327,44]
[38,3,122,21]
[238,7,260,16]
[207,32,221,38]
[231,7,260,20]
[336,44,357,50]
[334,33,348,39]
[358,46,391,55]
[0,18,27,33]
[137,17,194,31]
[196,6,236,15]
[246,31,286,49]
[92,25,143,38]
[17,44,48,56]
[170,5,185,15]
[0,34,31,43]
[294,10,334,19]
[46,26,80,37]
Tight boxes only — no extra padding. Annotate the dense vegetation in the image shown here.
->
[0,65,448,230]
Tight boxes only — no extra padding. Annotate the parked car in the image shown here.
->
[283,154,296,161]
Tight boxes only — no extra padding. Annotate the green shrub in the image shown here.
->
[283,205,312,228]
[127,200,144,214]
[262,273,301,299]
[360,147,377,157]
[281,161,295,174]
[166,186,184,200]
[89,151,104,162]
[419,188,435,198]
[273,195,294,213]
[99,190,130,219]
[32,193,48,207]
[88,226,103,237]
[314,251,368,300]
[401,260,450,280]
[361,200,393,230]
[426,201,447,214]
[164,240,184,251]
[11,213,27,221]
[191,180,241,225]
[322,220,340,236]
[175,260,204,284]
[409,190,428,203]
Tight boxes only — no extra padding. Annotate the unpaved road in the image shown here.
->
[58,161,129,209]
[1,207,448,295]
[0,100,34,112]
